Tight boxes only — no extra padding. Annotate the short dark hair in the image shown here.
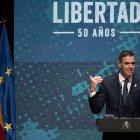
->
[119,50,134,62]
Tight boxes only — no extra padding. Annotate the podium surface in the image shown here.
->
[96,118,140,132]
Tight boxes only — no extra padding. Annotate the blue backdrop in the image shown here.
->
[14,0,140,140]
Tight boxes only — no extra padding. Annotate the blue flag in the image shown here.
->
[0,23,16,140]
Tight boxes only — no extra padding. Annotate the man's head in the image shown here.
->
[118,50,135,79]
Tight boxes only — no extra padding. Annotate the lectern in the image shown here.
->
[96,118,140,132]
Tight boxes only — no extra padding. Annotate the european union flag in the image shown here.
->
[0,22,16,140]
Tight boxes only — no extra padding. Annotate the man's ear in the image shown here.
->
[117,61,121,69]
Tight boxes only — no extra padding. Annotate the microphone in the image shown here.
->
[118,83,122,118]
[125,83,134,118]
[128,92,134,118]
[103,114,115,118]
[118,82,134,118]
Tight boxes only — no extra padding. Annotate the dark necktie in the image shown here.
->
[123,79,129,104]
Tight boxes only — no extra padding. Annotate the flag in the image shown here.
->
[0,22,16,140]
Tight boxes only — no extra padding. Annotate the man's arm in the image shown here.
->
[89,76,106,114]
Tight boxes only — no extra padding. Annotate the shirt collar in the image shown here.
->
[118,72,132,83]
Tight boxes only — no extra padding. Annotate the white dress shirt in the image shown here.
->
[118,73,132,94]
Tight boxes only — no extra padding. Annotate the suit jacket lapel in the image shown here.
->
[112,74,122,96]
[129,73,138,95]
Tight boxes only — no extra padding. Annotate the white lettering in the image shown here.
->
[117,2,128,23]
[71,2,82,23]
[84,2,94,23]
[95,2,106,23]
[53,2,62,23]
[130,2,140,23]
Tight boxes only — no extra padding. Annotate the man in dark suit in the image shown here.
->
[89,50,140,140]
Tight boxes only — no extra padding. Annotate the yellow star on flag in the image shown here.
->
[0,76,4,85]
[4,123,12,132]
[5,68,12,76]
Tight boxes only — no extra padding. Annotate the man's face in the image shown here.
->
[118,56,135,78]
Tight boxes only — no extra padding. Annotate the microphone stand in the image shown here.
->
[128,93,134,118]
[118,83,122,118]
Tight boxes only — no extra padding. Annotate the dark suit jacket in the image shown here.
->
[89,73,140,140]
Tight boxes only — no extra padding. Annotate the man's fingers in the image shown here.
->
[94,79,103,84]
[95,78,103,81]
[94,76,103,79]
[90,75,103,84]
[89,75,93,79]
[90,75,103,80]
[94,78,103,82]
[92,77,103,81]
